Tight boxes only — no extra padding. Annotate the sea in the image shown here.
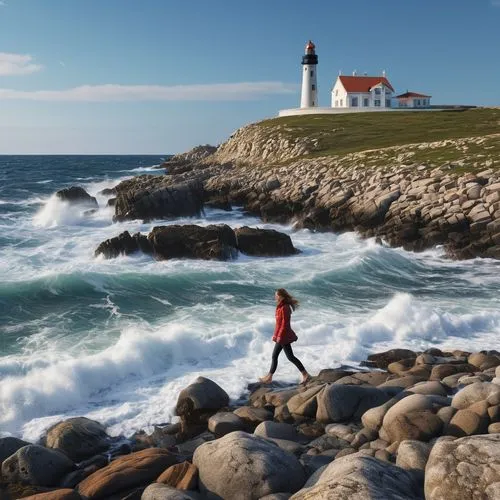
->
[1,155,499,441]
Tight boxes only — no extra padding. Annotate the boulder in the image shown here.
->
[367,349,416,369]
[361,393,411,432]
[95,231,152,259]
[56,186,98,208]
[259,494,291,500]
[254,422,301,442]
[287,386,324,418]
[381,394,447,443]
[290,455,424,499]
[396,440,431,471]
[141,484,202,500]
[324,423,357,442]
[378,375,427,391]
[207,412,247,437]
[0,436,30,465]
[77,448,179,500]
[317,384,391,423]
[234,226,298,257]
[407,381,449,397]
[113,180,204,222]
[316,368,355,383]
[43,417,110,462]
[451,382,500,409]
[445,400,490,437]
[148,224,238,261]
[1,445,74,487]
[429,363,474,381]
[156,461,198,490]
[193,431,306,500]
[21,491,82,500]
[233,406,273,425]
[264,388,300,407]
[335,371,389,386]
[425,434,500,499]
[175,377,230,425]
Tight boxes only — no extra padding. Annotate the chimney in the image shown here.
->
[352,70,357,76]
[382,70,386,77]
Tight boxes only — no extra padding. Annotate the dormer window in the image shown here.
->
[374,88,381,95]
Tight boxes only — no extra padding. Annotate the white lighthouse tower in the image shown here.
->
[300,40,318,108]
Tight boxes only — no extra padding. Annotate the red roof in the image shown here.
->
[395,91,431,99]
[338,76,394,93]
[306,40,315,50]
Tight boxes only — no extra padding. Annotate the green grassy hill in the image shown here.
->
[259,108,500,156]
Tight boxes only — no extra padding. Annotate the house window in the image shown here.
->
[335,89,338,96]
[363,98,369,107]
[312,84,316,91]
[374,88,381,95]
[374,99,381,107]
[311,70,314,77]
[385,99,391,108]
[416,99,420,106]
[340,99,343,106]
[351,97,358,107]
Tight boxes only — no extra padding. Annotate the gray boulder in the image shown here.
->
[142,483,202,500]
[1,444,74,486]
[208,412,247,437]
[233,406,273,425]
[95,231,152,259]
[175,376,229,425]
[425,434,500,499]
[43,417,110,462]
[317,384,391,423]
[254,422,301,442]
[290,455,424,499]
[193,431,306,500]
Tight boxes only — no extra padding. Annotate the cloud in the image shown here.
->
[0,81,297,102]
[0,53,43,76]
[492,0,500,6]
[0,1,6,6]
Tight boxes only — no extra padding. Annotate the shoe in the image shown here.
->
[259,374,273,384]
[300,374,312,385]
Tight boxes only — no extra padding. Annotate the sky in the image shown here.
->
[0,0,499,154]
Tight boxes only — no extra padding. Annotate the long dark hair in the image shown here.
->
[276,288,299,311]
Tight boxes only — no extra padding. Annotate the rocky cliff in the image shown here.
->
[110,109,500,259]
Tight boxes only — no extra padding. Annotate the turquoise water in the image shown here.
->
[1,156,499,440]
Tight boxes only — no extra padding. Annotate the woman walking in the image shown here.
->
[259,288,311,384]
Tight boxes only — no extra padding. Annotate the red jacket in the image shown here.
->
[272,302,298,345]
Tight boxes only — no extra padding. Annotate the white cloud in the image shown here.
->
[0,81,297,102]
[0,53,43,76]
[0,1,7,6]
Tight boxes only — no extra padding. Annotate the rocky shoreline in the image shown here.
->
[2,348,500,499]
[89,124,500,261]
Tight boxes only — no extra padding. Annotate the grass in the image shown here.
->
[258,108,500,158]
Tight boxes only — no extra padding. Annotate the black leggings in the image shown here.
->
[270,343,305,374]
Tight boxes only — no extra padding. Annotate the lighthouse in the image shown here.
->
[300,41,318,108]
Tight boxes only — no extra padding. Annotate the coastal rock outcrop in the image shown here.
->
[234,226,299,257]
[95,225,299,261]
[113,180,204,222]
[56,186,98,208]
[94,231,152,259]
[193,431,306,499]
